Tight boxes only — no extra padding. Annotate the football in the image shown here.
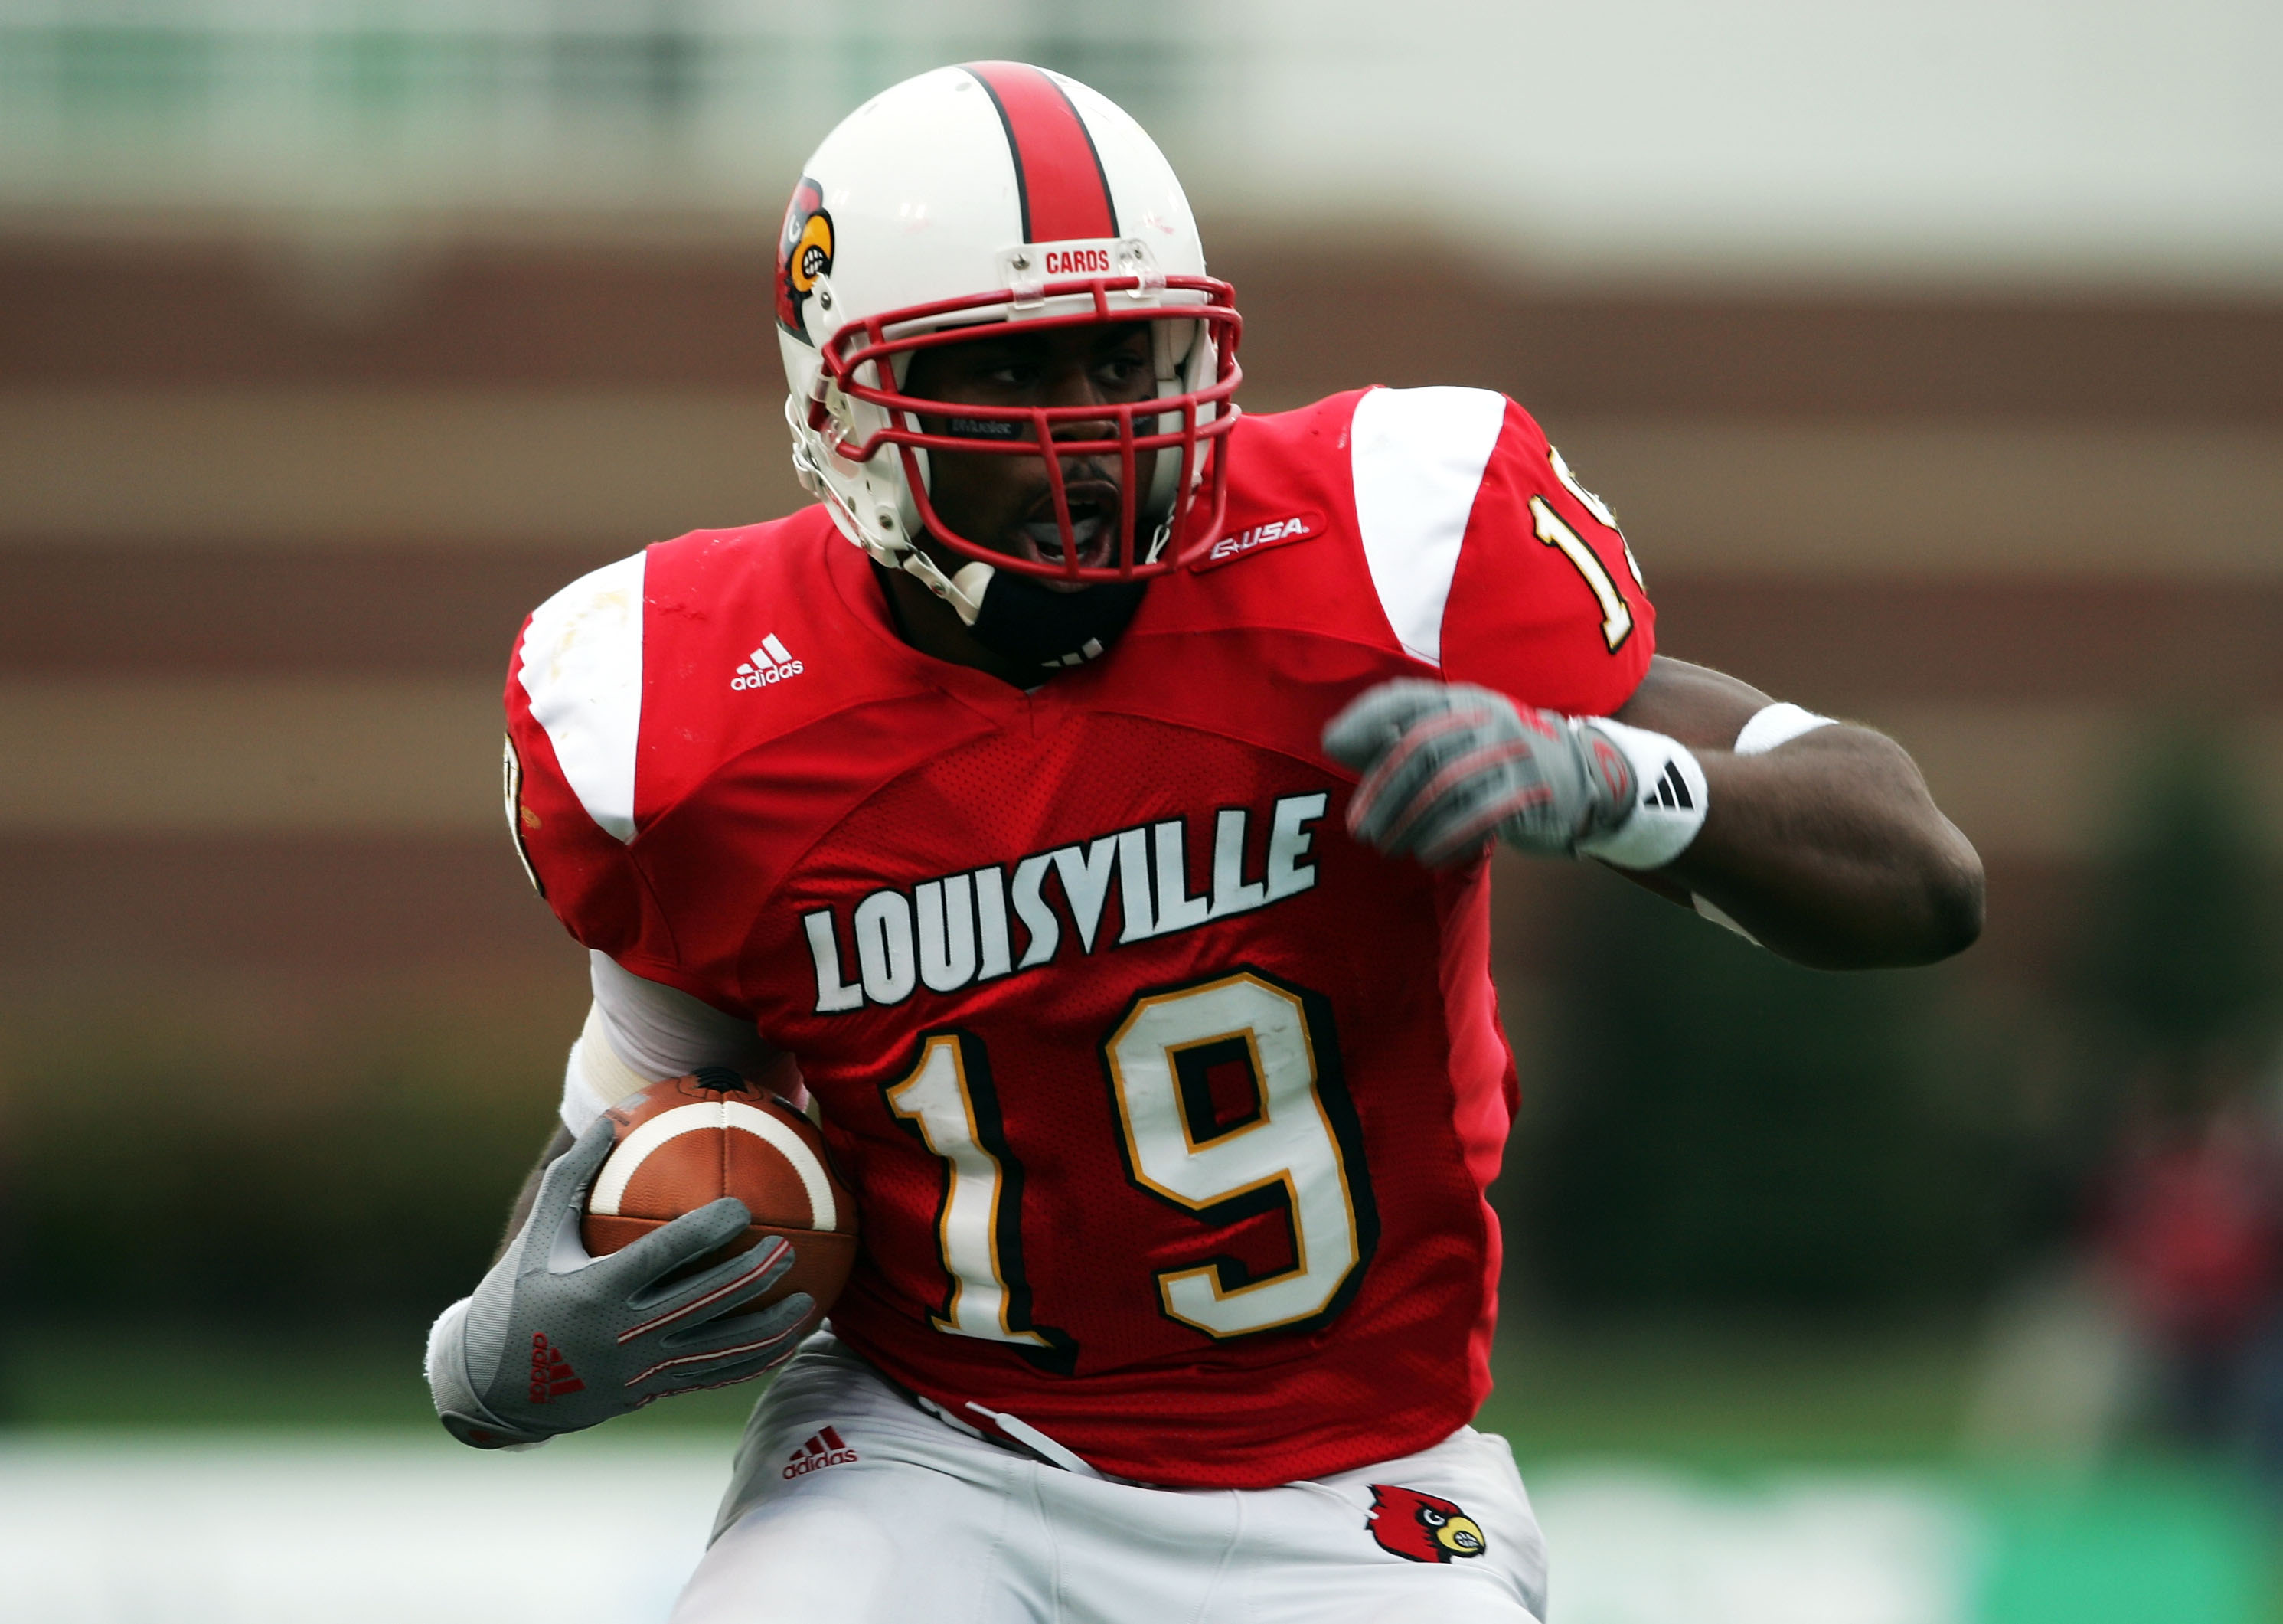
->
[583,1068,858,1335]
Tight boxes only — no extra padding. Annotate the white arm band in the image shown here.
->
[1684,702,1834,943]
[558,952,785,1135]
[423,1296,548,1451]
[1734,701,1834,756]
[589,951,778,1079]
[1574,704,1831,888]
[559,1005,650,1136]
[1575,717,1709,871]
[424,1295,472,1384]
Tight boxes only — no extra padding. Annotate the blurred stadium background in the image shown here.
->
[2,1,2280,1619]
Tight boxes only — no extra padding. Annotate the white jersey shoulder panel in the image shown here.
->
[516,550,647,842]
[1347,385,1511,667]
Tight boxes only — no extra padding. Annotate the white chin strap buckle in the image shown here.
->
[893,547,991,627]
[944,561,994,626]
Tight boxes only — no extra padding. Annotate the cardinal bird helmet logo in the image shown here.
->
[776,177,834,341]
[1366,1484,1488,1563]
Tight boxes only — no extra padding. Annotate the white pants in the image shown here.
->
[671,1335,1548,1624]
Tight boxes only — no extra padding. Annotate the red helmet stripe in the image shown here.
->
[962,62,1119,243]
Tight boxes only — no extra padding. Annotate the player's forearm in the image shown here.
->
[1658,726,1984,969]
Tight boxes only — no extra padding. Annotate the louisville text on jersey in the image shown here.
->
[802,792,1328,1013]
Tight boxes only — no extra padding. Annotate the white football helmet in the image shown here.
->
[776,62,1242,625]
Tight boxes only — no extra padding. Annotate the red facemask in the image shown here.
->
[814,274,1244,583]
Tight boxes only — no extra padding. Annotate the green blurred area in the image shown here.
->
[1488,1318,1981,1466]
[0,1312,1971,1447]
[0,1000,562,1332]
[1510,737,2281,1327]
[1517,878,2030,1315]
[1971,1467,2272,1624]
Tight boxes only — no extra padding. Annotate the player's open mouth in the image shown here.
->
[1018,496,1119,570]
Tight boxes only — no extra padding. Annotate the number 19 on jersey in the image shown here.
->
[884,969,1378,1361]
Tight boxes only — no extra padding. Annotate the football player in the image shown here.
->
[426,63,1982,1623]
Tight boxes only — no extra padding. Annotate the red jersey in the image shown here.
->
[505,386,1654,1487]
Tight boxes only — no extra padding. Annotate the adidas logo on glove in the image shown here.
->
[527,1334,586,1403]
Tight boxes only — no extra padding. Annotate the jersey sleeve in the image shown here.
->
[1345,386,1654,717]
[1439,400,1654,714]
[501,549,685,979]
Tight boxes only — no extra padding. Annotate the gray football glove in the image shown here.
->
[426,1116,813,1449]
[1323,679,1636,866]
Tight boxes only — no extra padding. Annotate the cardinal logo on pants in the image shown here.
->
[1365,1485,1487,1562]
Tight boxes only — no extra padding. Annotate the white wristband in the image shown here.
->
[1575,717,1709,871]
[425,1295,550,1452]
[1734,701,1834,756]
[560,1002,653,1137]
[424,1295,472,1386]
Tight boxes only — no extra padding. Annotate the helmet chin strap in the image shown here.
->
[893,547,988,626]
[895,548,1151,671]
[964,567,1147,670]
[897,513,1174,621]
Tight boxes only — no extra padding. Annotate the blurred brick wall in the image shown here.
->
[2,225,2278,1080]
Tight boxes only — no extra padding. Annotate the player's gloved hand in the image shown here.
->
[1322,679,1639,866]
[426,1116,812,1449]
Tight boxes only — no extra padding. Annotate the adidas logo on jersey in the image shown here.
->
[527,1333,585,1403]
[782,1426,858,1479]
[732,634,805,691]
[802,792,1328,1014]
